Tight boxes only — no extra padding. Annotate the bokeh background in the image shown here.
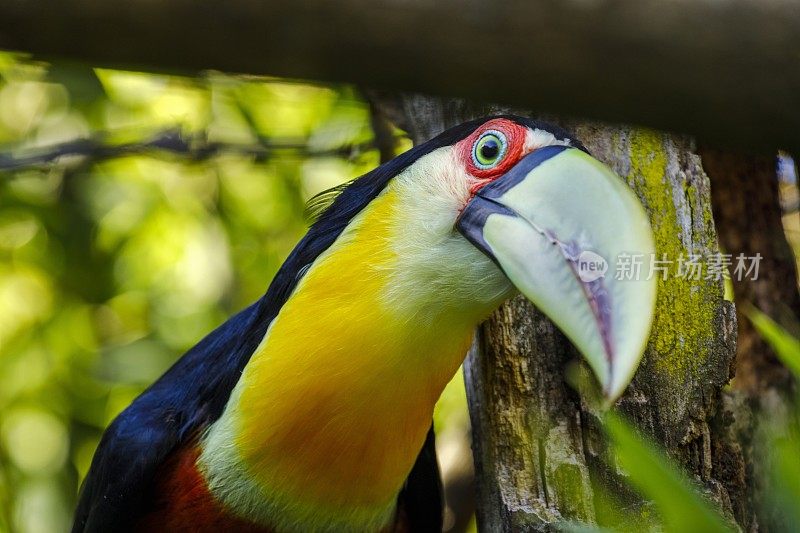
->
[1,52,798,533]
[0,53,473,533]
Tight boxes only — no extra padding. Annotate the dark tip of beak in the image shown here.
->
[456,195,515,266]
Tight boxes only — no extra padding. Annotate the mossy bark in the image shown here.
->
[390,96,743,531]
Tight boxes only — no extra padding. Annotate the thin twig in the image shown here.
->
[0,129,402,171]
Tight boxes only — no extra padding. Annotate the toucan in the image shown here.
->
[73,116,656,533]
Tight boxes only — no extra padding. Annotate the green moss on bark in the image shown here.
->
[627,130,723,380]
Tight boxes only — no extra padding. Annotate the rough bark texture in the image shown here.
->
[393,96,741,531]
[1,0,799,152]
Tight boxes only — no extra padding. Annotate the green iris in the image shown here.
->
[473,130,507,169]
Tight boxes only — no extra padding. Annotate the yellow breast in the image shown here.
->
[199,177,509,531]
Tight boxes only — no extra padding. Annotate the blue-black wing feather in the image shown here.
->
[396,426,443,532]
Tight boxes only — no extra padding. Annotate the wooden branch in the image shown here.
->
[0,0,798,152]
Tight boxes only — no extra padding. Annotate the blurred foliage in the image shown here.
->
[1,51,798,533]
[748,307,800,378]
[0,52,418,532]
[747,308,800,529]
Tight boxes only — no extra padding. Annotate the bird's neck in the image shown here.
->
[198,184,510,531]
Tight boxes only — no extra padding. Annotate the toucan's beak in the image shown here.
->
[457,145,656,401]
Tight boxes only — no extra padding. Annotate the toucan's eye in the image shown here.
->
[472,130,508,170]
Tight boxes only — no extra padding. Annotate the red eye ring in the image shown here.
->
[458,119,527,184]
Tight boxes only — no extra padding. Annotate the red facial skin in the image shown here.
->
[455,118,529,195]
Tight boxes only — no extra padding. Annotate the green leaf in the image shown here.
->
[745,308,800,528]
[767,429,800,527]
[747,307,800,379]
[603,412,732,533]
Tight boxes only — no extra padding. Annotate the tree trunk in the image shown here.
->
[392,96,744,531]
